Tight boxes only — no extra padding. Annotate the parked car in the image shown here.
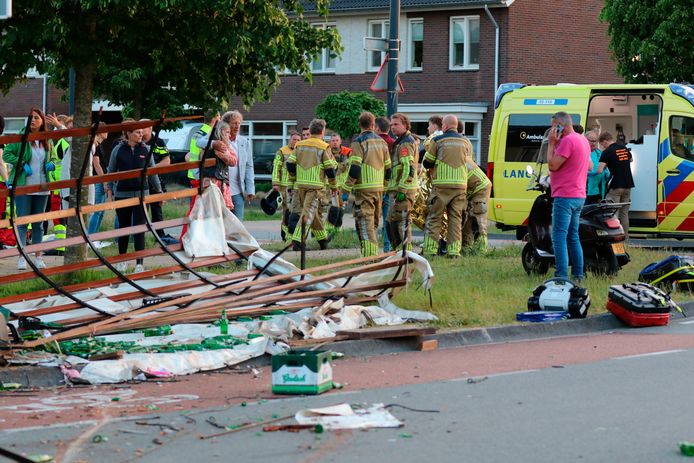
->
[157,121,202,186]
[252,139,283,181]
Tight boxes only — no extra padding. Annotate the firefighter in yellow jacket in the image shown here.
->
[462,141,492,253]
[286,119,338,251]
[387,113,418,251]
[272,131,301,241]
[341,112,392,257]
[422,114,468,258]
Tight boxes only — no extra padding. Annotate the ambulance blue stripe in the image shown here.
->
[659,139,669,163]
[663,159,694,197]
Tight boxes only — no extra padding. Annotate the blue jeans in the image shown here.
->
[232,194,245,220]
[15,194,50,247]
[381,194,391,252]
[551,197,585,279]
[87,182,106,235]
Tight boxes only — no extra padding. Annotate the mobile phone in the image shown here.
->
[555,124,563,136]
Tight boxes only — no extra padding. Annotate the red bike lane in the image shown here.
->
[2,330,694,431]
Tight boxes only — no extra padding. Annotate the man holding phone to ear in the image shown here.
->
[546,111,592,282]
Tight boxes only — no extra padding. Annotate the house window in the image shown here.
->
[411,120,481,163]
[2,118,27,134]
[449,16,480,70]
[245,121,297,180]
[463,121,481,163]
[311,24,337,73]
[368,19,389,71]
[408,19,423,71]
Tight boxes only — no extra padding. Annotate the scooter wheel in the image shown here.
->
[522,242,550,275]
[585,246,619,276]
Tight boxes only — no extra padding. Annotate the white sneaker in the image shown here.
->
[134,264,145,273]
[35,256,46,269]
[94,240,113,249]
[114,262,128,272]
[17,257,27,270]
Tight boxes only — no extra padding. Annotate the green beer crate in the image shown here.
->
[271,349,333,395]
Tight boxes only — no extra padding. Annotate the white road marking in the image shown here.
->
[612,349,686,360]
[679,320,694,325]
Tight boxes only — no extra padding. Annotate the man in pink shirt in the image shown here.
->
[546,112,592,281]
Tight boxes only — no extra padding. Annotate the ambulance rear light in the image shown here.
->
[670,83,694,107]
[494,83,526,109]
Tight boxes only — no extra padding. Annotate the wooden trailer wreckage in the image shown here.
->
[0,114,435,383]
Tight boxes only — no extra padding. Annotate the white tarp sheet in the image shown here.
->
[183,183,259,258]
[295,403,403,430]
[78,336,268,384]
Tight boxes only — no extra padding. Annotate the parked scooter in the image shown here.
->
[522,164,631,276]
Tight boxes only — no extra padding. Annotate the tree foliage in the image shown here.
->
[600,0,694,83]
[315,91,386,139]
[1,0,342,113]
[0,0,341,262]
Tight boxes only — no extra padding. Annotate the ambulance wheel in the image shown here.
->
[522,242,549,275]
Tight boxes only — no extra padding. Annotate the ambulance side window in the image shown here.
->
[505,113,582,163]
[670,116,694,161]
[504,114,550,163]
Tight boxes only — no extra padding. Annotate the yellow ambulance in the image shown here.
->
[487,83,694,238]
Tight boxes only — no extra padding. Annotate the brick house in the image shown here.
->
[230,0,622,176]
[0,0,622,176]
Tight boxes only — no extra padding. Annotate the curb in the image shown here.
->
[4,303,692,388]
[0,365,65,389]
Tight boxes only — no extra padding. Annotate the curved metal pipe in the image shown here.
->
[8,111,114,317]
[74,110,156,296]
[136,117,232,289]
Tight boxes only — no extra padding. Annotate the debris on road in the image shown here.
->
[294,403,403,430]
[680,441,694,457]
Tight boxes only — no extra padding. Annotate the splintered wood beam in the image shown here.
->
[20,253,403,347]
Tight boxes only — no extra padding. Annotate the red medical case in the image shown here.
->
[606,283,672,327]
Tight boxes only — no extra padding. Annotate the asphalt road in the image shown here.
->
[3,315,694,462]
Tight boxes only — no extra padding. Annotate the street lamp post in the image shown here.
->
[386,0,400,118]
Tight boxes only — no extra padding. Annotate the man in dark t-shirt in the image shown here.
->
[597,131,634,239]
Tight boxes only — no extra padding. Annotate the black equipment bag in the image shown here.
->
[639,255,694,290]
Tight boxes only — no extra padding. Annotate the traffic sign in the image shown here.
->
[370,54,404,93]
[363,36,388,52]
[0,0,11,19]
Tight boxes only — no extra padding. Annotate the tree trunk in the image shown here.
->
[132,85,143,120]
[64,26,96,265]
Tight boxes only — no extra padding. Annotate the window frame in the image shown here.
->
[2,117,27,134]
[367,19,389,71]
[407,18,424,72]
[449,15,480,71]
[245,120,298,180]
[311,23,337,74]
[463,121,482,164]
[669,115,694,161]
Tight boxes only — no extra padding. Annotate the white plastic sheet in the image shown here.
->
[183,183,260,258]
[183,184,230,257]
[295,403,403,430]
[78,336,268,384]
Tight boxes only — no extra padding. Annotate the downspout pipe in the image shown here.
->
[42,74,47,114]
[484,5,500,94]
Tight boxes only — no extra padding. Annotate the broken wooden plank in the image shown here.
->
[336,325,436,340]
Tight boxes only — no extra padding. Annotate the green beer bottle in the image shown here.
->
[220,309,229,335]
